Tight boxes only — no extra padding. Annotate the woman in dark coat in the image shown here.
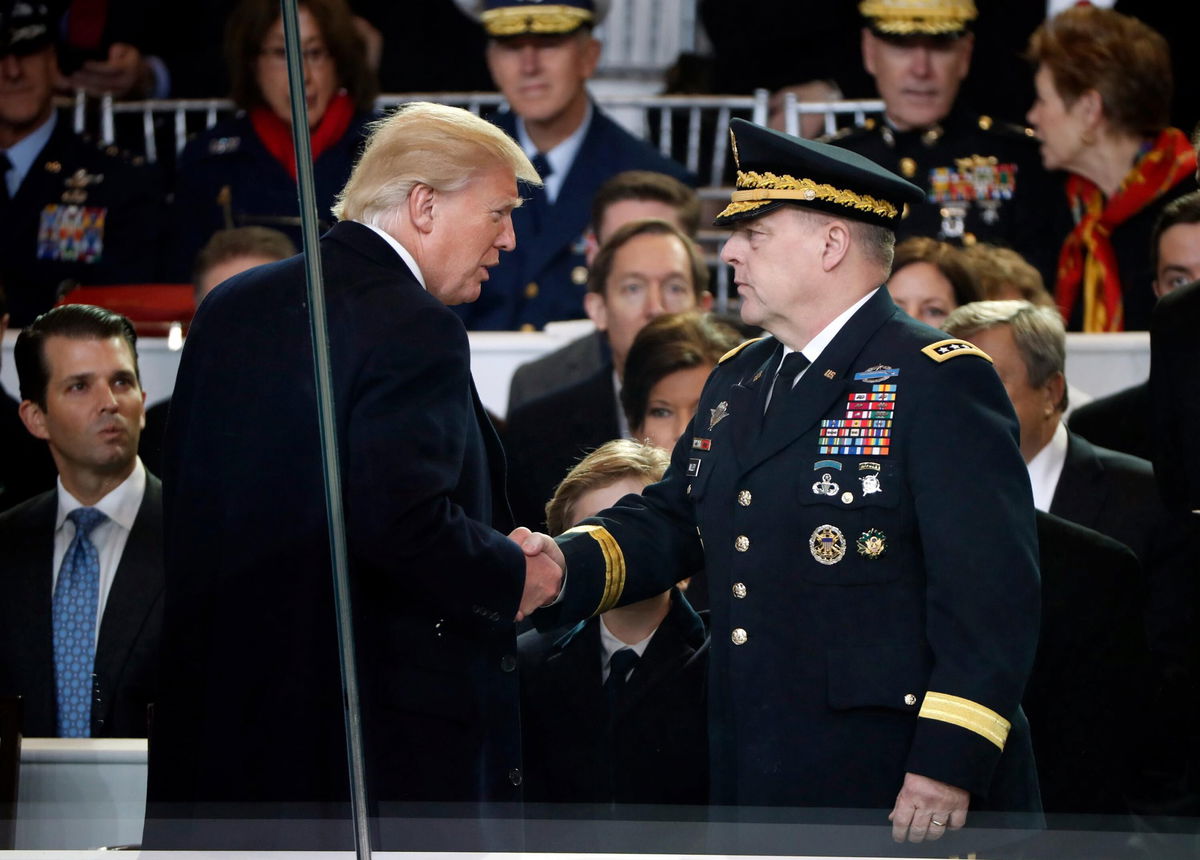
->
[168,0,378,279]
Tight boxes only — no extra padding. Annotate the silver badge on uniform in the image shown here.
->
[811,473,839,496]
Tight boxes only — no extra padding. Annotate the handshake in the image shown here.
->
[509,527,566,621]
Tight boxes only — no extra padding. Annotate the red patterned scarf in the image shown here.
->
[250,90,355,182]
[1054,127,1197,331]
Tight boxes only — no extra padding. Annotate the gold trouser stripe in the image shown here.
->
[562,524,626,615]
[918,691,1010,750]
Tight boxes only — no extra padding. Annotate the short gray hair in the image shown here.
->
[791,208,895,274]
[943,300,1068,412]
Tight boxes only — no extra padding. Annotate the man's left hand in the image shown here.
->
[888,771,969,843]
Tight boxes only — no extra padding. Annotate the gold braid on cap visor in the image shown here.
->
[858,0,976,34]
[717,170,901,221]
[481,4,593,36]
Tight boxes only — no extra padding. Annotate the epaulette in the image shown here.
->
[921,338,992,364]
[719,336,766,364]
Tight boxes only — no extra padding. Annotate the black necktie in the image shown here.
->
[530,152,552,181]
[764,351,811,427]
[604,647,639,712]
[0,151,12,205]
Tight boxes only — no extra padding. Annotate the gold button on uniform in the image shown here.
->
[571,265,588,285]
[841,491,853,504]
[904,693,917,706]
[735,535,749,552]
[738,490,752,507]
[731,628,748,645]
[519,323,536,332]
[732,582,747,599]
[524,281,539,299]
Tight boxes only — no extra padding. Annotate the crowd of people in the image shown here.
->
[2,0,1200,856]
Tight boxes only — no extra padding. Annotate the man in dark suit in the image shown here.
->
[144,102,562,849]
[1151,277,1200,514]
[0,284,56,512]
[1028,511,1150,817]
[522,121,1042,844]
[1070,191,1200,460]
[0,303,161,738]
[946,299,1199,812]
[456,0,694,331]
[0,1,163,327]
[504,219,712,529]
[506,170,701,413]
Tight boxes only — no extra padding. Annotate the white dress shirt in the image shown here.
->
[52,459,148,645]
[1026,420,1069,512]
[3,111,56,199]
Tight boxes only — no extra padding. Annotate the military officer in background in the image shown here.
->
[0,0,162,327]
[828,0,1057,282]
[521,120,1042,845]
[456,0,694,331]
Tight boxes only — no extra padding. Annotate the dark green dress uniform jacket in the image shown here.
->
[541,288,1041,812]
[828,109,1059,283]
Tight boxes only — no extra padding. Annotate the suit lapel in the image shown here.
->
[1049,434,1106,528]
[94,476,164,729]
[742,289,896,472]
[471,379,513,531]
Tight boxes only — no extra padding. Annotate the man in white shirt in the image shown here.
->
[944,300,1199,787]
[0,303,161,738]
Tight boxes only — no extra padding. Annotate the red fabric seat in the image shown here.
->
[56,285,195,337]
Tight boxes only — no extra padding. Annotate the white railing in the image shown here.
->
[81,90,884,186]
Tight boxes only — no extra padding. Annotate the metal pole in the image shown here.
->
[279,1,372,857]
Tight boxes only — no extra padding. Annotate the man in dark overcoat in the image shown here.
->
[145,102,561,849]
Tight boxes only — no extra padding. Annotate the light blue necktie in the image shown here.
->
[53,507,107,738]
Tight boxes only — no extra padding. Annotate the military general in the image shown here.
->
[828,0,1056,282]
[521,119,1042,844]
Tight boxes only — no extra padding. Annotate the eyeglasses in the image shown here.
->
[259,45,331,66]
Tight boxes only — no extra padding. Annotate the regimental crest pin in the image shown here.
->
[857,528,886,559]
[709,400,729,430]
[810,524,847,565]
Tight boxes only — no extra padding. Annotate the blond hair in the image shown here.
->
[545,440,670,536]
[332,101,539,227]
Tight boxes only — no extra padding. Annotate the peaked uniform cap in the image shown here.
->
[0,0,53,55]
[715,118,924,228]
[859,0,977,37]
[474,0,609,37]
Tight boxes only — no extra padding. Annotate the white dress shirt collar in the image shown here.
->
[776,288,879,380]
[1026,420,1069,512]
[359,222,427,290]
[56,457,146,533]
[599,615,655,681]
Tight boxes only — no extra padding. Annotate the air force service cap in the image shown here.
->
[473,0,609,38]
[715,118,925,229]
[0,0,53,56]
[859,0,977,38]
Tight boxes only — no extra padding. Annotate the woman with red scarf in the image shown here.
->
[1026,4,1197,332]
[168,0,378,280]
